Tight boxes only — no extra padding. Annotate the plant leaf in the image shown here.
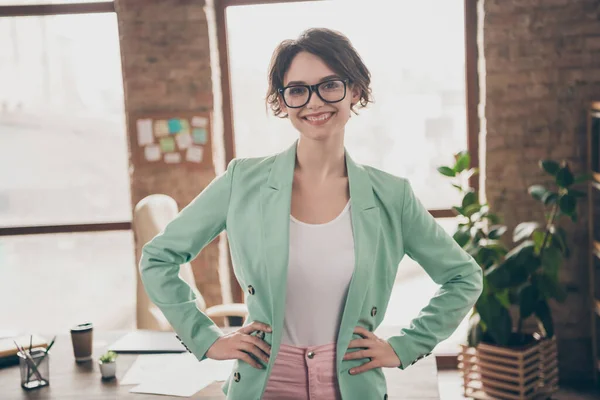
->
[528,185,549,203]
[462,191,478,208]
[536,272,567,302]
[535,300,554,338]
[464,203,482,217]
[452,183,463,191]
[539,160,560,176]
[455,152,471,173]
[453,226,471,248]
[476,294,512,346]
[568,189,586,198]
[556,166,575,188]
[519,284,538,319]
[513,222,540,242]
[438,166,456,177]
[488,225,507,240]
[558,193,576,216]
[541,246,562,279]
[532,230,546,253]
[543,192,558,205]
[574,173,592,184]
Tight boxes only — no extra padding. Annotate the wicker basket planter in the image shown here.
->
[458,336,559,399]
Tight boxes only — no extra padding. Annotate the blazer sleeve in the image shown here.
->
[139,158,239,362]
[387,179,483,369]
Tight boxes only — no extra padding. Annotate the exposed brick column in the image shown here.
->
[482,0,600,383]
[115,0,226,325]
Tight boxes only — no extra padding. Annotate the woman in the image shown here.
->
[139,28,483,400]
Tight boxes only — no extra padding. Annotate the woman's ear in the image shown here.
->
[350,85,361,106]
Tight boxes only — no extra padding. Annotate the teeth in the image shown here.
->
[306,113,331,121]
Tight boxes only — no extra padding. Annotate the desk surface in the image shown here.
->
[0,327,440,399]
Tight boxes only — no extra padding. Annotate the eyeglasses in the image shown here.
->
[278,78,349,109]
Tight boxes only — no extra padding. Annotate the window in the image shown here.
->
[0,12,129,227]
[225,0,467,210]
[0,8,134,332]
[222,0,474,351]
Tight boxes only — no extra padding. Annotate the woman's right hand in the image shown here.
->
[205,321,272,369]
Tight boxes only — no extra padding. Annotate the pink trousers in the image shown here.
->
[262,342,342,400]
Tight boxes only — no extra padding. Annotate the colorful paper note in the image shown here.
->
[179,119,191,135]
[168,119,182,134]
[164,152,181,164]
[191,116,208,128]
[144,145,161,162]
[159,137,176,153]
[192,128,207,144]
[154,120,169,137]
[186,146,204,163]
[137,119,154,146]
[176,132,192,150]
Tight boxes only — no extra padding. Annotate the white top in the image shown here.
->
[281,200,355,347]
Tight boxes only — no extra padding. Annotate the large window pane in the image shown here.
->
[226,0,466,209]
[0,231,136,333]
[0,13,129,227]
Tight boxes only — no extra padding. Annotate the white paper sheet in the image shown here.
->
[144,145,161,162]
[123,354,234,397]
[186,146,204,163]
[191,116,208,128]
[136,119,154,146]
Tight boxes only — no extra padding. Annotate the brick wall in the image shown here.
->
[482,0,600,383]
[115,0,227,325]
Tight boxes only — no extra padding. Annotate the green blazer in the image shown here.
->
[139,139,483,400]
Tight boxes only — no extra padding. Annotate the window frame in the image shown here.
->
[0,1,130,236]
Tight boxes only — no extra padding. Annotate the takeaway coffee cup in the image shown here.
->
[70,322,93,362]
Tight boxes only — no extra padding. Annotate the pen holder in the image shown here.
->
[18,347,50,390]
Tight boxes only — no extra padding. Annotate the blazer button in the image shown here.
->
[248,285,255,295]
[256,331,265,340]
[371,306,378,317]
[233,372,241,382]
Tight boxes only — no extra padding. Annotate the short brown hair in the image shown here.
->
[266,28,373,118]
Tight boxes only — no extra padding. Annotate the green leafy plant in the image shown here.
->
[99,350,118,364]
[441,155,589,348]
[437,152,509,346]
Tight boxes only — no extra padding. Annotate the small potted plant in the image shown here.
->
[98,350,118,380]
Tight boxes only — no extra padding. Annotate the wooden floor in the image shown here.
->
[437,370,600,400]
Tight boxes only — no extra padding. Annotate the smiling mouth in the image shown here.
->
[302,112,335,123]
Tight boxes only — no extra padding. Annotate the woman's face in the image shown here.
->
[280,51,359,141]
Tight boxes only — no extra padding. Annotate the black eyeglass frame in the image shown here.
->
[278,78,350,109]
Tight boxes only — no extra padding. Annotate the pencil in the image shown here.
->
[13,341,43,381]
[26,335,56,381]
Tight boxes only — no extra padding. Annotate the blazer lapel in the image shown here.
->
[258,139,381,362]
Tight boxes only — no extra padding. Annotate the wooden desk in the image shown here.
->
[0,327,440,399]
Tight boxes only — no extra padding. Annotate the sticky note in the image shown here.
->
[159,137,176,153]
[192,128,207,144]
[164,152,182,164]
[137,119,154,146]
[179,119,191,135]
[186,146,204,163]
[176,132,193,149]
[191,116,208,128]
[154,120,169,137]
[168,119,182,134]
[144,144,161,162]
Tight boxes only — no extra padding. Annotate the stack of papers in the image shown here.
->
[120,353,235,397]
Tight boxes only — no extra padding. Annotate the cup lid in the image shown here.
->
[70,322,93,333]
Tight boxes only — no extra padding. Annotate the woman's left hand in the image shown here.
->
[343,326,402,374]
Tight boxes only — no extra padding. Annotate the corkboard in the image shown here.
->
[130,111,213,169]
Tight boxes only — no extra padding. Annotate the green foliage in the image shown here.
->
[439,155,589,347]
[99,350,118,363]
